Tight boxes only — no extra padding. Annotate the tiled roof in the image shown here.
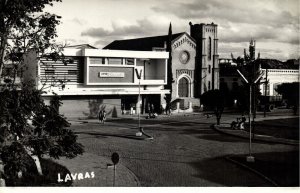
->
[255,59,299,69]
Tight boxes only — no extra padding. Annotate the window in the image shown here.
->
[208,65,211,73]
[90,57,105,64]
[108,58,123,65]
[208,81,211,90]
[208,37,212,60]
[125,58,134,65]
[45,69,55,75]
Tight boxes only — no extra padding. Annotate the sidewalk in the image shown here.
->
[54,152,140,187]
[213,122,299,146]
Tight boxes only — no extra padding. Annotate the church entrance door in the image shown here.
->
[178,77,189,97]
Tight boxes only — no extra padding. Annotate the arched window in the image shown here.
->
[178,77,189,97]
[208,37,212,60]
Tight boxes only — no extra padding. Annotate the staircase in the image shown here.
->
[171,97,201,111]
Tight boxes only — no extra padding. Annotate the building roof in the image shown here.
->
[255,59,299,69]
[103,33,185,51]
[66,44,97,49]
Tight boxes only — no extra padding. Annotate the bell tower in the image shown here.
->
[190,22,219,96]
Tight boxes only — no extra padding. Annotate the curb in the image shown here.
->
[212,124,299,146]
[225,156,278,187]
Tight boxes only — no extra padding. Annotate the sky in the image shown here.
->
[45,0,299,61]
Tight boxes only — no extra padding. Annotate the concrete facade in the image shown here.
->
[260,68,299,96]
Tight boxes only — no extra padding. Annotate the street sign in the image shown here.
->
[135,69,142,79]
[111,152,119,165]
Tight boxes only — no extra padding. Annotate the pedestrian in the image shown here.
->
[147,103,151,118]
[98,110,106,124]
[151,103,154,115]
[102,110,106,124]
[121,103,125,115]
[98,110,102,124]
[130,104,133,115]
[240,114,246,129]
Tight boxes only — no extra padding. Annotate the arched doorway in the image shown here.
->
[178,77,189,97]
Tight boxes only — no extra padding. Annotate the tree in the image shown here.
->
[232,39,262,117]
[201,89,225,125]
[164,22,173,114]
[0,0,84,186]
[276,82,299,115]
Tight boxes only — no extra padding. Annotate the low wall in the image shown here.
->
[44,96,121,119]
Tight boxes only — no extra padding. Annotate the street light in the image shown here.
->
[135,68,153,140]
[237,69,263,162]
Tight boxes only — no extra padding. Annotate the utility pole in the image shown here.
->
[237,69,263,162]
[264,69,268,117]
[135,68,153,140]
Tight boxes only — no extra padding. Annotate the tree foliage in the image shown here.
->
[201,89,225,125]
[0,0,63,80]
[0,0,84,185]
[276,82,299,114]
[0,83,84,185]
[164,23,174,113]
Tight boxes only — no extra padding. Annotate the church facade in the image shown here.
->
[104,22,219,108]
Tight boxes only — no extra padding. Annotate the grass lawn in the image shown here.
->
[246,118,299,140]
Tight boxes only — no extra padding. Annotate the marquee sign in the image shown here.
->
[99,72,125,78]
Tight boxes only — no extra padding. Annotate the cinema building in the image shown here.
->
[23,45,169,118]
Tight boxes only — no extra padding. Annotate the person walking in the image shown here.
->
[98,110,106,124]
[147,103,151,118]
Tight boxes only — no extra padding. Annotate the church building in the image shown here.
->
[104,22,219,109]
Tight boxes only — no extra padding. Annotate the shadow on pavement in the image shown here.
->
[196,133,250,143]
[189,157,273,186]
[180,128,216,135]
[227,150,299,187]
[74,131,147,140]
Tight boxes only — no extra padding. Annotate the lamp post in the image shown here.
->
[135,68,153,140]
[237,69,263,162]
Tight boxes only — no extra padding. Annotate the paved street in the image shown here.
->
[68,113,298,186]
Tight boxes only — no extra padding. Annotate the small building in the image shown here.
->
[219,58,299,107]
[258,59,299,96]
[23,46,169,118]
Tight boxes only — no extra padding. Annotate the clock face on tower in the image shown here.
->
[179,50,190,64]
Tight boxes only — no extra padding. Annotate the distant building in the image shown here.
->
[219,58,299,107]
[104,22,220,108]
[257,59,299,96]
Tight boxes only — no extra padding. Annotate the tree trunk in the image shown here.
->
[216,117,220,125]
[31,155,43,175]
[0,35,8,79]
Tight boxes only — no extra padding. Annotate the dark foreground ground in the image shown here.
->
[64,111,299,187]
